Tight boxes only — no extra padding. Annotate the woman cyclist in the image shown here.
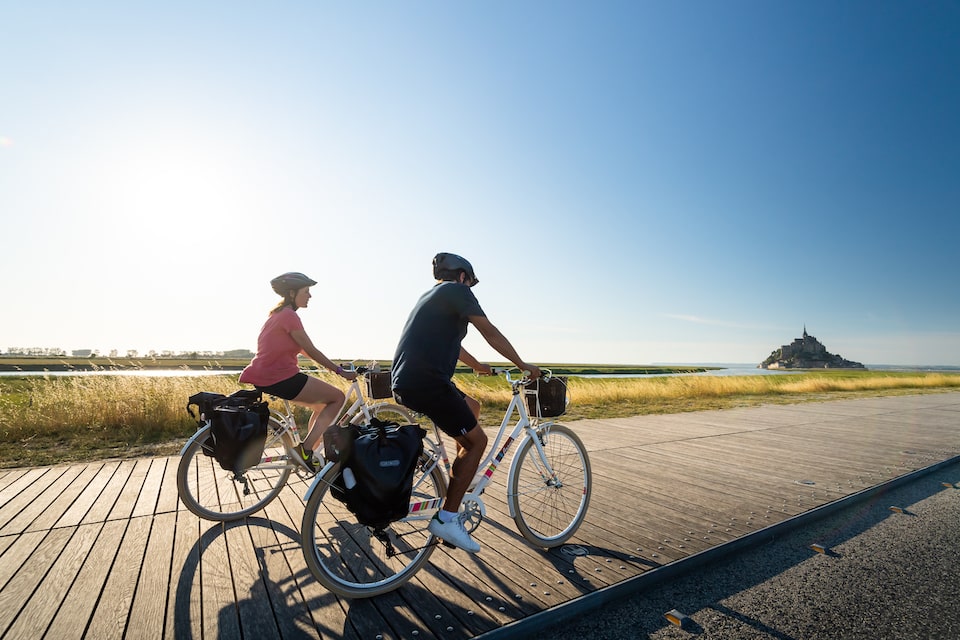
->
[240,272,357,473]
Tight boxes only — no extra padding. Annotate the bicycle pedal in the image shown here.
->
[440,540,456,549]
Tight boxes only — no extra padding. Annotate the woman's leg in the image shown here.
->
[293,377,345,450]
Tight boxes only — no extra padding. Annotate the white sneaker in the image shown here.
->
[428,512,481,553]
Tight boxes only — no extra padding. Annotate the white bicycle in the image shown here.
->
[300,369,592,598]
[177,365,413,521]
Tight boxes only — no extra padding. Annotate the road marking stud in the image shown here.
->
[810,543,828,554]
[664,609,689,628]
[889,506,904,513]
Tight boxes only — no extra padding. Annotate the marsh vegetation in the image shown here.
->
[1,369,958,468]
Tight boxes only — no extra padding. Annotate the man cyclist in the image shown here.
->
[391,253,541,553]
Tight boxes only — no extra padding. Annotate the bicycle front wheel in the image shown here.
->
[509,423,591,547]
[301,451,446,598]
[177,419,293,521]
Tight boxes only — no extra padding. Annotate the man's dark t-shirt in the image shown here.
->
[392,282,485,391]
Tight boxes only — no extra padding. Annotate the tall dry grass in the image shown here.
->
[0,374,243,466]
[1,370,958,467]
[561,373,960,405]
[454,371,960,424]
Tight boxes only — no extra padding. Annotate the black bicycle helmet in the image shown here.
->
[270,272,317,296]
[432,252,479,287]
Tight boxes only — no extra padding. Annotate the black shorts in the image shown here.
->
[255,373,309,400]
[393,383,478,438]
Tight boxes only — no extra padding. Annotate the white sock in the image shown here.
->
[439,509,458,523]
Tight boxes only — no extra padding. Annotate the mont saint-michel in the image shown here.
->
[760,327,865,370]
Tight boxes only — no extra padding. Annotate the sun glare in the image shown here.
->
[95,126,247,242]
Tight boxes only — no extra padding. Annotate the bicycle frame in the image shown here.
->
[265,367,389,444]
[335,376,382,425]
[303,371,563,519]
[411,371,562,521]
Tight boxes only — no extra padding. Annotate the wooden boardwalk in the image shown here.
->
[1,392,958,639]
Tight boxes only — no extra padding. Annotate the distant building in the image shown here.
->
[760,327,865,369]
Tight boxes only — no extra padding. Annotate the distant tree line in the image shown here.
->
[3,347,255,359]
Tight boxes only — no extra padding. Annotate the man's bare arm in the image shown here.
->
[468,315,541,379]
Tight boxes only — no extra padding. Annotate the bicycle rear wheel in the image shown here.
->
[301,451,446,598]
[177,419,293,521]
[509,423,591,547]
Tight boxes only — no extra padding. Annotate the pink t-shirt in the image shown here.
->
[239,307,305,386]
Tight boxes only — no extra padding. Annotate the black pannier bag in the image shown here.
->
[325,418,425,528]
[526,376,569,418]
[187,390,270,474]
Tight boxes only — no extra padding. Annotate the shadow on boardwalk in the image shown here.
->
[0,392,958,639]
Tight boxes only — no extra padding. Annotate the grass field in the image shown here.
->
[0,356,707,376]
[1,367,959,468]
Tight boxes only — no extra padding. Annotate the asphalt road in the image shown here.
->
[537,461,960,640]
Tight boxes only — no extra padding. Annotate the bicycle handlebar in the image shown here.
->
[492,367,552,384]
[340,362,382,376]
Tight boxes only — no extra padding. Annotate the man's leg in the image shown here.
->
[443,424,488,513]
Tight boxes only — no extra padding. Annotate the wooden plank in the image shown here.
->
[164,506,203,640]
[0,528,73,636]
[266,479,364,638]
[155,456,181,515]
[131,457,168,518]
[86,517,151,639]
[222,518,282,637]
[0,468,48,511]
[0,536,15,560]
[0,530,47,591]
[0,467,67,534]
[26,463,103,533]
[81,460,135,525]
[126,512,177,640]
[0,469,30,496]
[198,521,241,640]
[55,461,118,528]
[3,522,101,639]
[243,514,320,639]
[46,520,127,639]
[107,458,152,522]
[0,464,84,535]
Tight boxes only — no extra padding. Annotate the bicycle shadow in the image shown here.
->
[476,516,662,595]
[171,517,352,639]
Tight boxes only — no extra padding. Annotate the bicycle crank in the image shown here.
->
[460,494,486,533]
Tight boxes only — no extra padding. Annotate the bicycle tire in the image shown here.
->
[508,423,591,547]
[301,450,446,598]
[177,418,293,521]
[349,402,416,426]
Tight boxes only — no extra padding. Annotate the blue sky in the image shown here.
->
[2,1,958,366]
